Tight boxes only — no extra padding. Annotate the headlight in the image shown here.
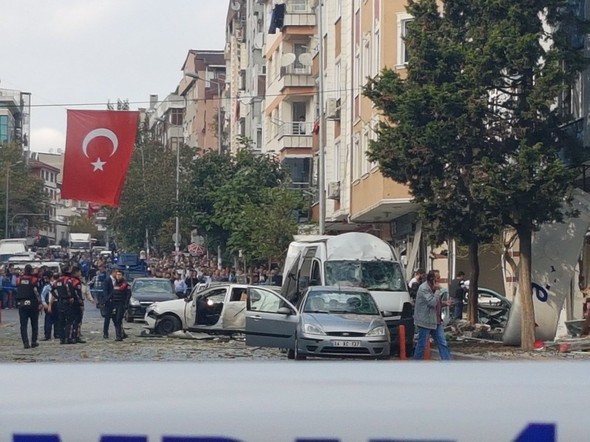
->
[303,323,325,335]
[129,296,140,306]
[367,326,386,336]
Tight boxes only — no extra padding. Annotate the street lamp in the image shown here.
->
[184,72,223,154]
[4,161,23,239]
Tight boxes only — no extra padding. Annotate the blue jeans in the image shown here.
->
[414,324,451,360]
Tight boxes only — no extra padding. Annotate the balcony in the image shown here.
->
[271,120,314,154]
[284,0,316,28]
[278,64,315,90]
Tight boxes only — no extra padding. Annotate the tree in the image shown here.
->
[107,120,191,252]
[0,142,48,238]
[69,215,99,238]
[365,0,588,349]
[185,143,300,266]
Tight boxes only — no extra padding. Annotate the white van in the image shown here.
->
[281,232,414,355]
[0,238,29,263]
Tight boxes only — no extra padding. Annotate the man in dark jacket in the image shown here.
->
[101,268,116,339]
[16,264,42,349]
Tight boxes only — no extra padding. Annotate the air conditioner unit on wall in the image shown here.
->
[327,181,341,200]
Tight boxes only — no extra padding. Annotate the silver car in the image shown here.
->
[245,286,391,360]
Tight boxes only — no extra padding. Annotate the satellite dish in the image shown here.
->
[239,94,253,105]
[299,52,313,66]
[231,1,241,10]
[281,53,296,66]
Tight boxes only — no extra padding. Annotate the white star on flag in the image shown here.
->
[91,158,107,171]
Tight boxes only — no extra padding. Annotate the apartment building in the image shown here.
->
[0,88,31,150]
[179,50,226,153]
[146,93,185,153]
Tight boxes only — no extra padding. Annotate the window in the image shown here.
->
[0,115,8,142]
[170,108,183,126]
[362,35,371,85]
[283,157,311,187]
[249,287,282,313]
[373,27,381,77]
[334,141,341,182]
[362,128,370,175]
[353,135,361,180]
[397,13,413,66]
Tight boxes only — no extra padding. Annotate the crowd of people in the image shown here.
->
[2,247,285,349]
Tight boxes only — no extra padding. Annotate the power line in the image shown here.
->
[26,86,365,108]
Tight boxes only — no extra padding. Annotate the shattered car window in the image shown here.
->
[325,261,405,291]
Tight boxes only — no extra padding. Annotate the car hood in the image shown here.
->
[138,292,179,302]
[303,313,384,333]
[143,295,183,308]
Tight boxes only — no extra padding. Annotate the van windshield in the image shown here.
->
[324,261,405,291]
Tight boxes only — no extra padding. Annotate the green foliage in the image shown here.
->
[0,143,49,238]
[364,0,589,344]
[108,121,186,252]
[185,148,302,264]
[69,216,99,238]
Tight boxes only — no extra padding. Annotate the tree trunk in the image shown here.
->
[467,240,480,323]
[517,226,536,350]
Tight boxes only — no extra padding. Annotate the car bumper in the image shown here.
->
[144,314,157,330]
[298,335,390,358]
[128,305,147,319]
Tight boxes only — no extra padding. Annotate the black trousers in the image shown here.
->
[58,302,75,343]
[112,301,125,338]
[72,302,83,338]
[103,301,115,336]
[19,306,39,346]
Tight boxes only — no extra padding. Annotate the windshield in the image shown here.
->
[324,261,405,291]
[303,290,379,315]
[132,280,174,296]
[70,241,90,249]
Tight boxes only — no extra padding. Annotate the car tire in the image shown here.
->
[125,312,134,323]
[294,337,306,360]
[156,315,181,335]
[287,348,295,360]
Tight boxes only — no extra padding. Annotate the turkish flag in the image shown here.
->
[61,110,139,206]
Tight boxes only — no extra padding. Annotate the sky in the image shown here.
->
[1,0,228,153]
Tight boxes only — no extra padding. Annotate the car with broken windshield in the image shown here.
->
[245,286,391,360]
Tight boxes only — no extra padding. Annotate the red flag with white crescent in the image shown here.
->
[61,110,139,206]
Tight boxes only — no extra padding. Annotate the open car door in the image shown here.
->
[245,286,298,349]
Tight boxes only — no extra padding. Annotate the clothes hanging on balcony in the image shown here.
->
[268,3,286,34]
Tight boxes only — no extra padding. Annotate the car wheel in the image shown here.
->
[287,349,295,360]
[294,337,306,360]
[125,311,134,323]
[156,315,181,335]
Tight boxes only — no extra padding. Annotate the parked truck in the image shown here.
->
[68,233,92,257]
[281,232,414,355]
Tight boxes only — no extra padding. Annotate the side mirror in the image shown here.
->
[277,306,292,315]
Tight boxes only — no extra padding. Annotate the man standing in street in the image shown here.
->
[112,270,131,341]
[40,271,58,341]
[408,268,425,302]
[69,266,87,344]
[16,264,43,349]
[413,270,452,360]
[448,271,466,322]
[51,266,76,344]
[101,268,117,339]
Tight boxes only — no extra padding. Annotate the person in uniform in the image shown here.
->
[112,270,131,341]
[69,266,86,344]
[15,264,43,349]
[50,266,76,344]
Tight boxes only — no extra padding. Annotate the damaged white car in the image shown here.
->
[144,283,281,336]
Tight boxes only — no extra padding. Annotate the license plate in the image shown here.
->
[332,340,360,347]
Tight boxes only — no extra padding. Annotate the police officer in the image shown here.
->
[51,266,76,344]
[15,264,43,349]
[112,270,130,342]
[69,266,86,344]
